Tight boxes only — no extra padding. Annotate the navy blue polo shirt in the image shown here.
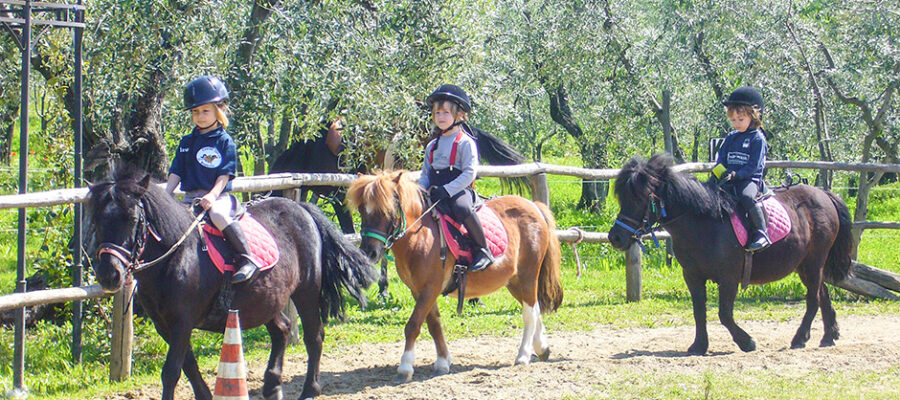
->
[715,128,767,184]
[168,126,237,192]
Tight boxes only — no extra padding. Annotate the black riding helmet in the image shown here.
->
[184,76,229,110]
[426,84,472,113]
[722,86,763,112]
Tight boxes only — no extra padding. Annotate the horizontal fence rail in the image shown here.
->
[3,159,900,384]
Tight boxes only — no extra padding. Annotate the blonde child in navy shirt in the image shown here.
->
[165,76,260,283]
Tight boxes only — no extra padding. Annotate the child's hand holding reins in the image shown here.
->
[198,192,217,210]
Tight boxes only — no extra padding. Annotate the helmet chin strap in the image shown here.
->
[441,120,464,135]
[197,121,219,131]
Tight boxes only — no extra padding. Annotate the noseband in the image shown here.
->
[360,206,407,261]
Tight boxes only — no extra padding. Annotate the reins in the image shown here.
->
[97,200,208,275]
[131,208,207,273]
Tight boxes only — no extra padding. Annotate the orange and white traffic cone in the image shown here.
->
[213,309,249,400]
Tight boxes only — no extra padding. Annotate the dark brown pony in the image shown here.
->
[608,154,854,354]
[346,171,563,382]
[87,167,377,400]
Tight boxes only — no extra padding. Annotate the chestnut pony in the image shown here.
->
[608,154,853,354]
[347,171,563,382]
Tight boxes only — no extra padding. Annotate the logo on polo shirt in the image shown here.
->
[197,146,222,168]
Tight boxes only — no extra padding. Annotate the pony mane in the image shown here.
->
[615,154,734,219]
[346,170,423,219]
[87,165,193,242]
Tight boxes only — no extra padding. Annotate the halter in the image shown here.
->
[613,187,668,254]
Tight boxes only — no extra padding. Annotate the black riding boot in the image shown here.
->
[223,223,261,284]
[746,203,771,252]
[462,213,495,272]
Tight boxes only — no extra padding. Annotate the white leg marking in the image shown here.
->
[531,302,549,358]
[398,349,415,379]
[434,354,452,374]
[516,303,537,365]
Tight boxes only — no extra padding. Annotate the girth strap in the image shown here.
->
[741,251,753,290]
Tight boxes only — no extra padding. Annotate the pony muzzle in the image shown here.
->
[96,247,130,292]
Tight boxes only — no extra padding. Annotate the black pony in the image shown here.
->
[88,166,377,400]
[608,154,853,354]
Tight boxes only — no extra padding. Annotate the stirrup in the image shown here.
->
[468,248,494,272]
[231,256,260,284]
[746,233,771,252]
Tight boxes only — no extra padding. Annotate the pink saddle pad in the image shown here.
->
[202,213,279,274]
[440,206,508,264]
[729,197,792,247]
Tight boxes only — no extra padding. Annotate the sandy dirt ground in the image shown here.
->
[105,314,900,400]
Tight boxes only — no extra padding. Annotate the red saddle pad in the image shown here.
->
[729,197,792,247]
[202,213,279,274]
[439,206,508,264]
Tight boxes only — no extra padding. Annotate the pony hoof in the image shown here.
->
[739,339,756,352]
[687,344,707,356]
[264,387,284,400]
[432,368,449,377]
[819,339,836,348]
[537,347,551,362]
[395,371,413,384]
[514,355,531,365]
[790,341,806,349]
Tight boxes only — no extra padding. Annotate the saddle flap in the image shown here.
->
[202,213,280,274]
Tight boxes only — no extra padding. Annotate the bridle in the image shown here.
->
[613,182,670,253]
[97,201,151,275]
[360,196,440,261]
[96,199,207,275]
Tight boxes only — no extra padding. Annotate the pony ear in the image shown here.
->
[139,174,151,191]
[391,171,404,183]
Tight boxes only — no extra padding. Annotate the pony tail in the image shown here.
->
[534,201,563,313]
[296,202,377,322]
[824,191,854,283]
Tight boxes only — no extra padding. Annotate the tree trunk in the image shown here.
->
[544,82,607,212]
[577,140,609,213]
[225,0,283,147]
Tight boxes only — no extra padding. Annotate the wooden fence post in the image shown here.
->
[625,243,642,302]
[285,188,301,202]
[110,280,134,381]
[530,173,550,206]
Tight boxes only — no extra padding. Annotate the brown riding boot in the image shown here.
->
[223,223,261,284]
[462,214,495,272]
[746,203,771,252]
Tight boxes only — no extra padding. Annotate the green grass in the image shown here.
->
[2,153,900,398]
[563,368,900,399]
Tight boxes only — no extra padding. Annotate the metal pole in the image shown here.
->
[14,0,32,394]
[72,0,84,364]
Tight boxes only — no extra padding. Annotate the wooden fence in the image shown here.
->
[2,160,900,382]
